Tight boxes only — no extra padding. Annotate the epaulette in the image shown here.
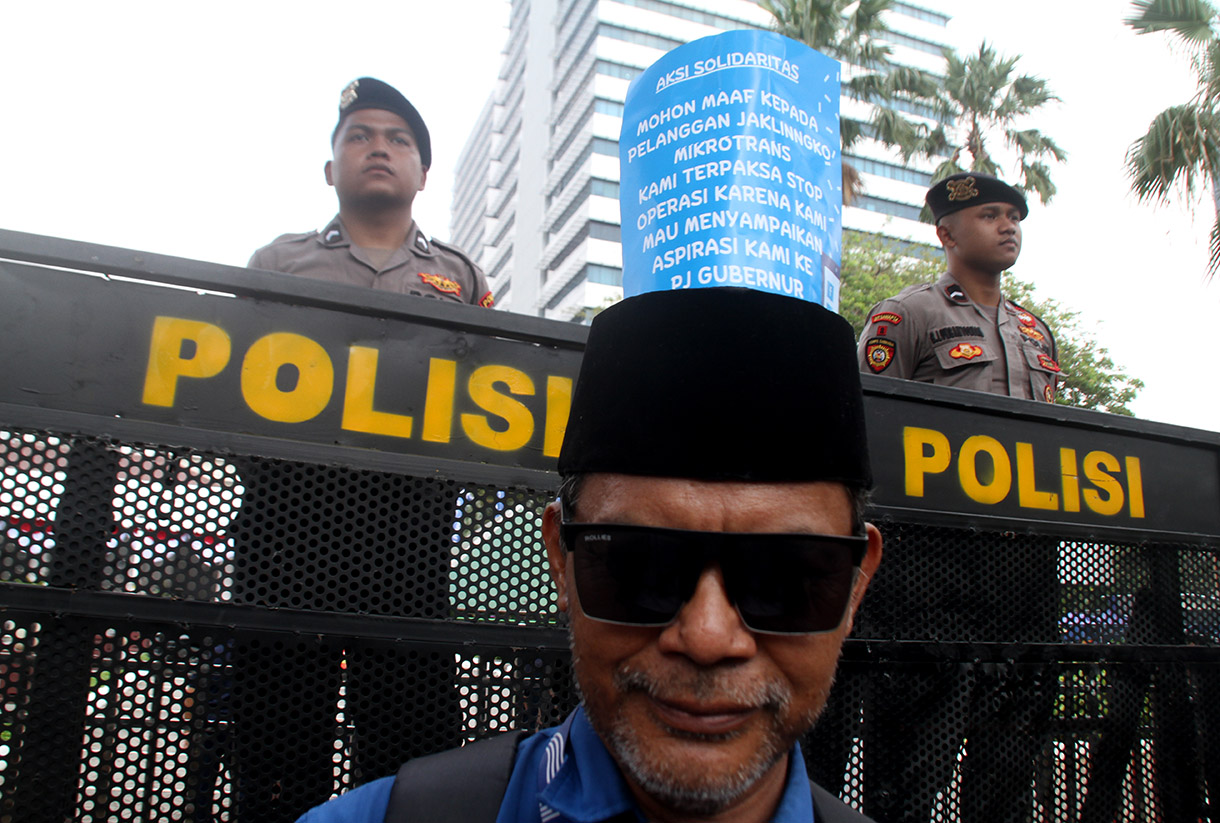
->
[882,281,937,304]
[430,237,484,275]
[262,230,318,248]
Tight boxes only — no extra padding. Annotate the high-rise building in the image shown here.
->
[451,0,951,320]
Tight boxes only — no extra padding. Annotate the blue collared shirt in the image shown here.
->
[295,707,816,823]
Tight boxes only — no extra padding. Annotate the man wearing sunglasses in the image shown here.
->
[297,287,883,822]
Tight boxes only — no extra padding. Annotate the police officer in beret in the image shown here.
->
[858,172,1059,402]
[842,172,1062,823]
[295,288,884,823]
[249,77,493,307]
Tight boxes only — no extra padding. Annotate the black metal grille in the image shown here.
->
[0,429,576,821]
[3,426,1219,821]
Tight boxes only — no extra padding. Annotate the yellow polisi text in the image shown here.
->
[141,316,572,456]
[903,426,1145,518]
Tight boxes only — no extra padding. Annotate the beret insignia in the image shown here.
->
[340,79,360,110]
[946,177,980,202]
[949,343,983,360]
[865,338,895,373]
[417,272,462,297]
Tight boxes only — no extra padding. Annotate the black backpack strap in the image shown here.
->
[384,731,528,823]
[809,779,877,823]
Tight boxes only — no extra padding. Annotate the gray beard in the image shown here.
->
[573,633,830,817]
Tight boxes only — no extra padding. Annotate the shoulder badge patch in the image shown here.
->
[865,338,896,373]
[944,284,969,304]
[946,177,979,202]
[479,291,494,308]
[871,311,902,325]
[1037,353,1061,372]
[949,343,984,360]
[417,272,462,297]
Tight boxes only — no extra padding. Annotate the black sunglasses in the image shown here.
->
[559,519,866,635]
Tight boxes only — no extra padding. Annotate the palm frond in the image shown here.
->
[1126,0,1217,44]
[1019,161,1057,203]
[1006,128,1068,162]
[1126,104,1220,202]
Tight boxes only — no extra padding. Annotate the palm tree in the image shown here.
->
[924,42,1066,220]
[762,0,944,204]
[1125,0,1220,277]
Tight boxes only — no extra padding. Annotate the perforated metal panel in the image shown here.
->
[3,427,1220,822]
[0,429,576,822]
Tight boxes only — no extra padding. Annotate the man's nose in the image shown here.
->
[656,565,757,665]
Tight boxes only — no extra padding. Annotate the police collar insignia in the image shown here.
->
[324,227,343,244]
[416,234,429,252]
[945,283,969,304]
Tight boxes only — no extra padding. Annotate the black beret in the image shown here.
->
[926,172,1028,221]
[558,288,872,488]
[333,77,432,169]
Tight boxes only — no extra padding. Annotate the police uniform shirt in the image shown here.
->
[858,273,1060,402]
[249,216,493,307]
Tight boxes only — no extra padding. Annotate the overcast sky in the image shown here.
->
[1,0,1215,432]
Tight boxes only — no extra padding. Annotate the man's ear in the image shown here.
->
[542,500,570,614]
[935,220,954,249]
[418,166,428,192]
[324,160,334,187]
[842,522,883,633]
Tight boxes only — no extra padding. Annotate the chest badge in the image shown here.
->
[949,343,984,360]
[1037,353,1061,372]
[417,272,462,297]
[1016,310,1036,328]
[1019,325,1045,342]
[865,338,895,373]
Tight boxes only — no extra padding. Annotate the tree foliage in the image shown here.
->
[762,0,942,202]
[1126,0,1220,277]
[840,231,1145,415]
[924,42,1067,218]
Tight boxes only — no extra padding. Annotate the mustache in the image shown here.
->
[613,666,792,714]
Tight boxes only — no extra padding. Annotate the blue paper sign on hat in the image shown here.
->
[619,30,842,308]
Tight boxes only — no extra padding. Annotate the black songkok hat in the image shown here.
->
[926,172,1028,222]
[333,77,432,169]
[558,288,872,488]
